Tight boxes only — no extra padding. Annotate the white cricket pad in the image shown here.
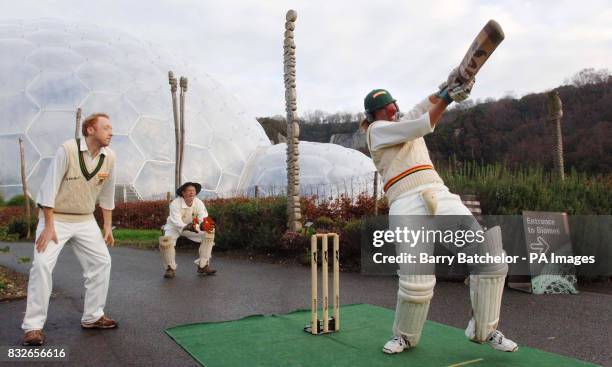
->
[195,231,215,267]
[159,236,176,270]
[469,274,505,342]
[472,226,508,276]
[393,275,436,346]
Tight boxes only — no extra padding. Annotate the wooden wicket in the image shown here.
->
[309,233,340,335]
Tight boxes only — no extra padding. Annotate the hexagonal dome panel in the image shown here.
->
[70,40,116,64]
[0,134,40,186]
[182,144,222,191]
[133,161,174,199]
[27,71,89,109]
[209,136,245,176]
[25,157,53,199]
[26,46,84,72]
[0,92,40,134]
[27,110,74,157]
[131,116,174,162]
[25,29,75,48]
[0,63,38,95]
[80,93,139,135]
[125,85,171,121]
[108,135,145,185]
[77,61,131,94]
[0,39,35,67]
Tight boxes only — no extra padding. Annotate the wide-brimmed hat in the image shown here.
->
[176,182,202,197]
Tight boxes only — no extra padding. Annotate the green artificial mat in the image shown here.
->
[165,304,598,367]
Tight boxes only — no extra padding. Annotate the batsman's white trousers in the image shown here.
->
[389,183,471,216]
[22,218,111,331]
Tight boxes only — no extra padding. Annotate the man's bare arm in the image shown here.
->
[35,207,58,253]
[102,208,114,246]
[428,94,448,129]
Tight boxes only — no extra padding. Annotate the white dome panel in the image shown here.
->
[80,93,139,135]
[0,134,40,186]
[0,92,39,134]
[109,135,145,185]
[27,71,89,109]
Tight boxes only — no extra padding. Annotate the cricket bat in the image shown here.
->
[455,19,505,83]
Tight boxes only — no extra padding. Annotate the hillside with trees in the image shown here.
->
[257,68,611,174]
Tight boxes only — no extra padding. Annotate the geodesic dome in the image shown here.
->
[238,142,377,198]
[0,18,270,200]
[0,18,378,202]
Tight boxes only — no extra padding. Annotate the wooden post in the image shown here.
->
[179,76,188,186]
[18,137,31,239]
[169,71,180,188]
[284,9,302,232]
[310,235,318,335]
[547,90,565,181]
[74,108,82,140]
[373,171,379,215]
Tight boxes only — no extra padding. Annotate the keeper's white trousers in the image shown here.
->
[22,218,111,331]
[162,228,214,270]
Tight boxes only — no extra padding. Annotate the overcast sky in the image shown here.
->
[4,0,611,117]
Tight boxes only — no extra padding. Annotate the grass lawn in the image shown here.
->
[113,228,160,249]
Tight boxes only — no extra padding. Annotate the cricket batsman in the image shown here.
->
[362,70,518,353]
[159,182,217,278]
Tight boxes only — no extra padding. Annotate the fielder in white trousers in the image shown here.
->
[22,219,111,331]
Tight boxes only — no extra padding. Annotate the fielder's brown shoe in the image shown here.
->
[164,266,176,278]
[22,330,44,346]
[81,315,118,329]
[197,264,217,275]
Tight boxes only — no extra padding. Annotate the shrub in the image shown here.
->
[7,216,37,239]
[440,162,611,215]
[0,207,25,226]
[6,195,35,207]
[0,227,19,242]
[313,216,335,231]
[340,218,363,262]
[209,197,287,251]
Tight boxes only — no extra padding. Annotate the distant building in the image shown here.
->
[330,131,369,156]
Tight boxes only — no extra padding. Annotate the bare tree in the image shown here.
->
[19,137,31,238]
[565,68,611,87]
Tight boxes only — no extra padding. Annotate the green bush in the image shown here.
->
[314,216,335,231]
[439,162,611,215]
[208,197,287,251]
[6,195,35,208]
[0,226,19,242]
[341,218,363,261]
[6,217,37,239]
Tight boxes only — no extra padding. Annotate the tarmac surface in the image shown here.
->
[0,242,610,366]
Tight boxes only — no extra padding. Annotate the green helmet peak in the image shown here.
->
[364,89,396,113]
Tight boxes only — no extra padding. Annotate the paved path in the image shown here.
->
[1,242,610,366]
